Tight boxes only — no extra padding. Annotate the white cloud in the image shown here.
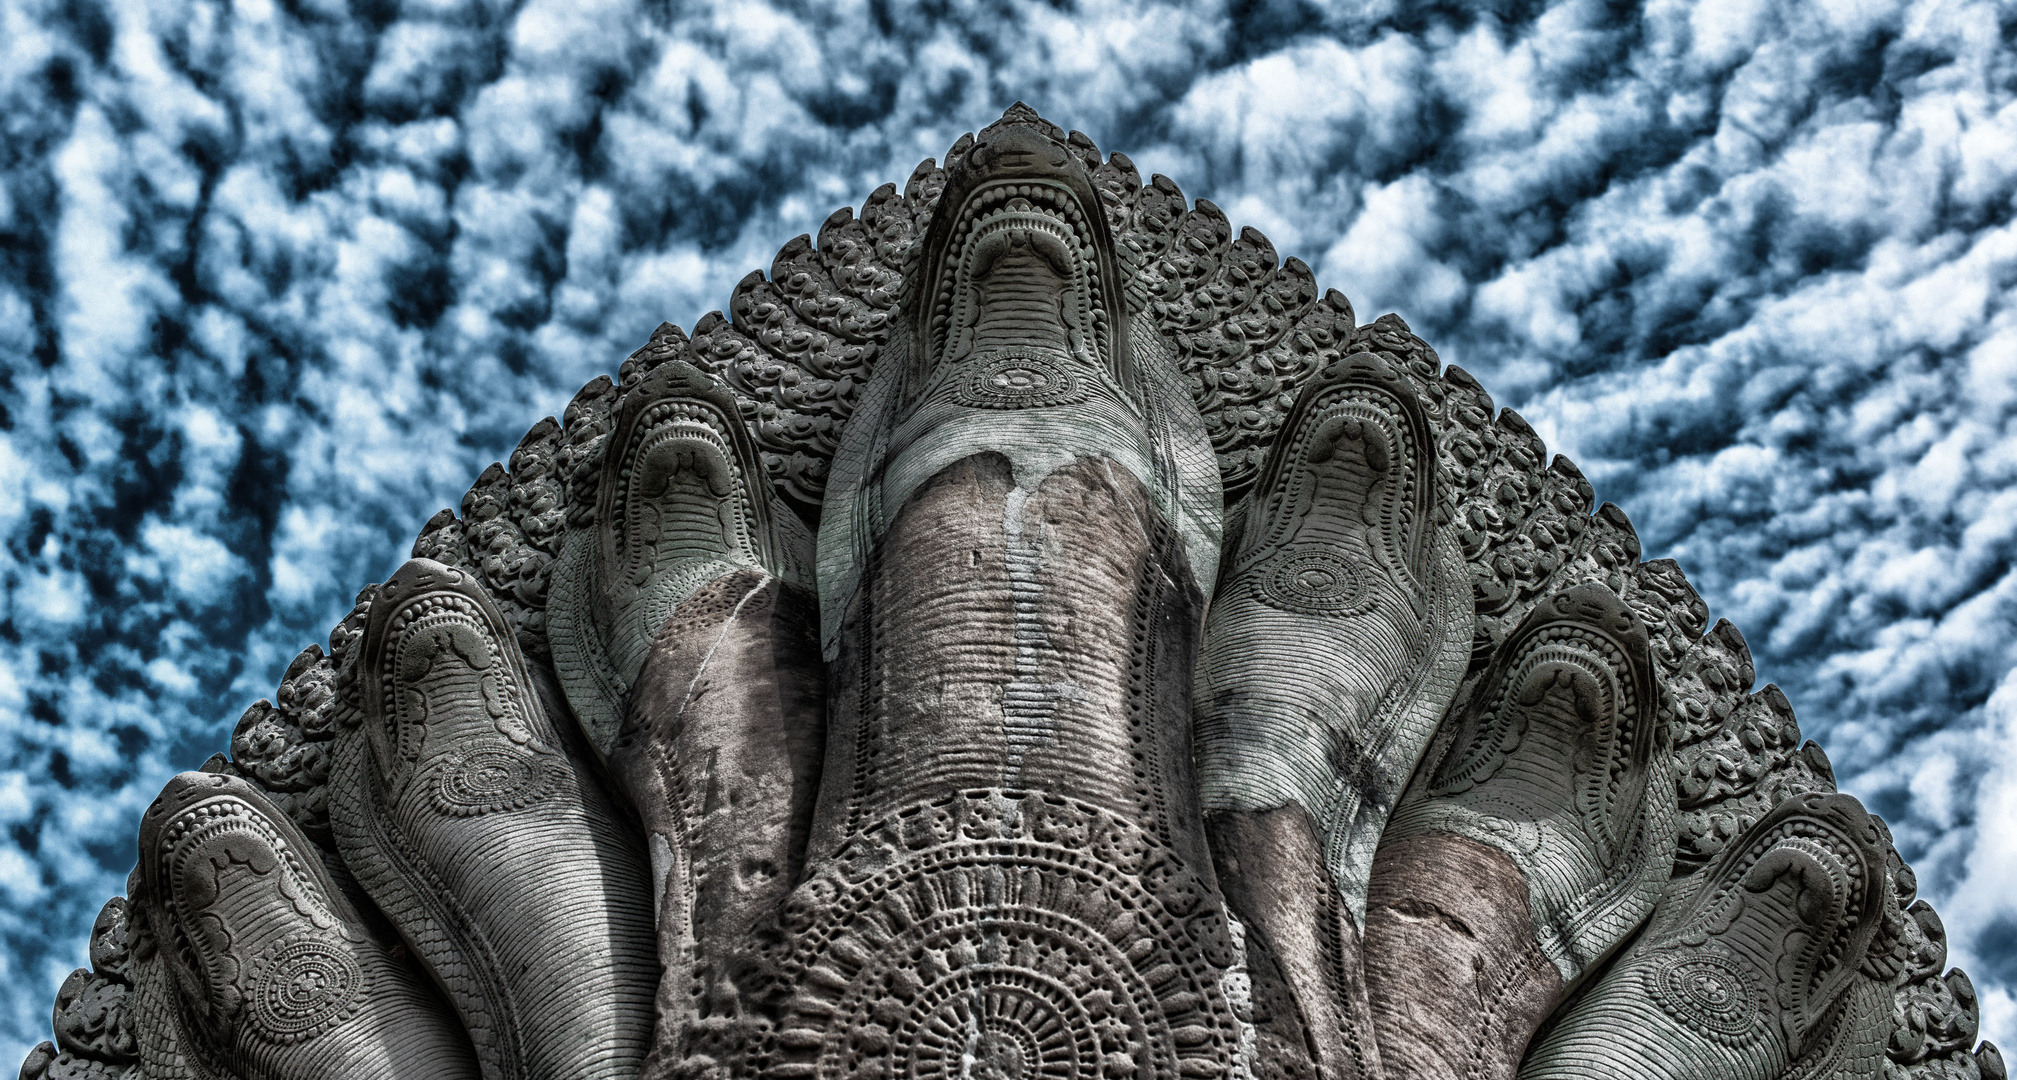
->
[139,522,245,603]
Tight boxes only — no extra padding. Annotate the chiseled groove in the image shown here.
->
[1238,389,1423,583]
[965,259,1076,351]
[342,563,655,1080]
[621,424,745,570]
[1518,798,1883,1078]
[129,941,195,1079]
[852,463,1152,823]
[1318,532,1471,911]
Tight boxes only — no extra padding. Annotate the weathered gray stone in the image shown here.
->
[780,107,1243,1077]
[128,771,477,1080]
[615,569,824,1079]
[1196,348,1472,922]
[1207,804,1382,1079]
[1518,791,1892,1080]
[548,358,816,758]
[548,341,829,1080]
[25,106,2000,1080]
[1362,581,1674,1080]
[331,559,657,1080]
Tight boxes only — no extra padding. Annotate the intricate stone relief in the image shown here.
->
[1196,347,1472,920]
[1363,581,1674,1080]
[1520,791,1893,1078]
[782,106,1243,1079]
[772,790,1243,1080]
[549,349,825,1078]
[548,358,816,755]
[24,107,2003,1080]
[331,559,657,1080]
[129,771,477,1080]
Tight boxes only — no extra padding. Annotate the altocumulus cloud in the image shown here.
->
[1,0,2013,1062]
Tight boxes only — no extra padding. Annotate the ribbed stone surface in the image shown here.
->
[21,106,2001,1080]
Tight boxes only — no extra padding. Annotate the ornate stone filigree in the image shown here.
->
[331,559,657,1080]
[127,770,477,1080]
[1643,946,1763,1044]
[772,106,1243,1080]
[771,790,1244,1080]
[242,933,368,1045]
[24,108,2003,1080]
[1521,791,1893,1078]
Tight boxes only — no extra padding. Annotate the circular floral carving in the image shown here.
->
[246,933,366,1044]
[1251,550,1372,617]
[775,792,1238,1080]
[1469,794,1543,856]
[1642,947,1760,1045]
[909,969,1084,1080]
[956,352,1087,409]
[799,886,1174,1080]
[430,746,557,817]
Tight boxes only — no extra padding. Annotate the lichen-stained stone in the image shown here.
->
[548,354,824,1078]
[1206,804,1382,1080]
[814,108,1224,666]
[125,771,477,1080]
[614,570,825,1079]
[330,559,656,1080]
[1519,792,1890,1080]
[1363,582,1674,1080]
[779,105,1244,1080]
[548,357,817,758]
[1192,347,1471,1079]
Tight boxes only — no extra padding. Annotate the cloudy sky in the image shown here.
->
[2,0,2013,1063]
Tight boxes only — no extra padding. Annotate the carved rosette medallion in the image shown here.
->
[953,348,1091,410]
[245,931,369,1045]
[774,791,1241,1080]
[1642,946,1762,1047]
[1465,792,1544,857]
[429,745,558,817]
[1250,549,1373,617]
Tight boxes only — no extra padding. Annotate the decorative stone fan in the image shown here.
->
[25,106,2001,1080]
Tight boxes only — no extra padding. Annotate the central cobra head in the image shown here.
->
[907,104,1135,410]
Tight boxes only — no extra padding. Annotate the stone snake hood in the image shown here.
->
[906,103,1136,413]
[19,105,2003,1080]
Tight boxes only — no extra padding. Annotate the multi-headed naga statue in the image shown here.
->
[23,106,2006,1080]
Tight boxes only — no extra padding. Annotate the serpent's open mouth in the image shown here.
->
[609,394,758,578]
[928,180,1109,384]
[910,109,1131,408]
[593,357,795,588]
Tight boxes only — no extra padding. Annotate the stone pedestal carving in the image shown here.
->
[23,106,2004,1080]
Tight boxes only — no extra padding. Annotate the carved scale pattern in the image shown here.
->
[23,899,140,1080]
[24,125,2003,1080]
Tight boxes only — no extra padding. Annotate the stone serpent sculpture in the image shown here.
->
[22,105,2005,1080]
